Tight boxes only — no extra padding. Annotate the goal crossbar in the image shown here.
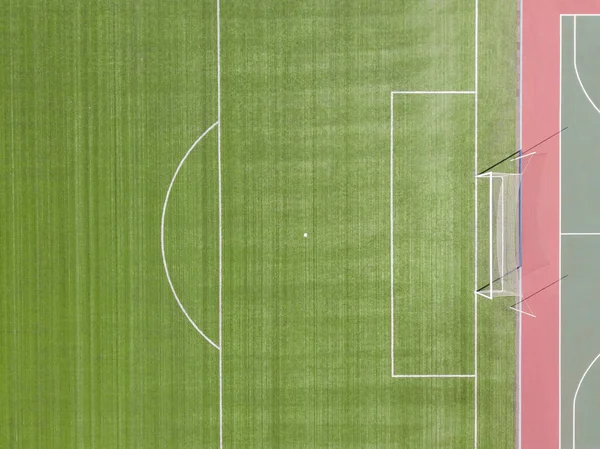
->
[476,172,522,300]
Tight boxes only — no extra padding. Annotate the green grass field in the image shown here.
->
[1,0,517,447]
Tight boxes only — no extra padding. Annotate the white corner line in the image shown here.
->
[509,306,536,318]
[392,374,476,378]
[573,353,600,448]
[561,232,600,236]
[160,121,220,352]
[391,90,476,95]
[573,17,600,116]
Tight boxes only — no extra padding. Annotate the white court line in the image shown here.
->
[217,0,223,446]
[572,353,600,448]
[559,17,563,448]
[392,374,476,378]
[562,233,600,236]
[565,18,600,449]
[391,90,475,95]
[160,121,220,351]
[573,17,600,116]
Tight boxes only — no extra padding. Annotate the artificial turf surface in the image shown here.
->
[1,0,517,447]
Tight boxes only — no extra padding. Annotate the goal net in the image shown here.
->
[476,172,522,299]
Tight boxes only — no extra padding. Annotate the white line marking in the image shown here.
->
[392,374,476,378]
[160,121,220,351]
[509,306,536,318]
[562,233,600,236]
[390,90,395,377]
[474,0,479,446]
[573,17,600,116]
[559,17,563,448]
[391,90,476,95]
[510,152,535,162]
[572,353,600,448]
[217,0,223,446]
[561,13,600,17]
[518,0,524,445]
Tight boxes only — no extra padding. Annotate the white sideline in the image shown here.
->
[161,121,220,351]
[517,0,524,445]
[573,17,600,116]
[390,90,395,378]
[391,90,475,95]
[393,374,475,378]
[562,233,600,236]
[572,352,600,448]
[474,1,479,447]
[216,0,223,446]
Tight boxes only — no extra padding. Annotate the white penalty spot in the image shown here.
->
[304,232,308,238]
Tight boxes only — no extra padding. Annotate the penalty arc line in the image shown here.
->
[160,120,220,352]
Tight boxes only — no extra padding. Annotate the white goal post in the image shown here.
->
[476,172,522,299]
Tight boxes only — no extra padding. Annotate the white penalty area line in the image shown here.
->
[160,120,220,352]
[391,90,475,95]
[392,374,475,378]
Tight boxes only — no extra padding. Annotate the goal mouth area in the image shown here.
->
[476,172,522,301]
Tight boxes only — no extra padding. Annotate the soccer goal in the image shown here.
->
[476,172,522,299]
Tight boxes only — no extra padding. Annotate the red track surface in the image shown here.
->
[521,1,600,448]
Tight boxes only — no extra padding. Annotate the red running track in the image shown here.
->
[521,1,600,448]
